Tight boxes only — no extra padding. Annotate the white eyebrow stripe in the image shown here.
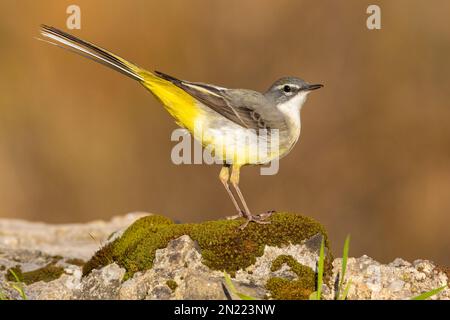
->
[275,84,300,90]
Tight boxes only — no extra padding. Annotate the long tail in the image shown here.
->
[38,25,145,82]
[38,25,203,132]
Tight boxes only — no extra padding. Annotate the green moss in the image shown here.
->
[166,280,178,292]
[65,258,85,267]
[6,263,64,285]
[84,213,329,281]
[266,255,316,300]
[83,242,115,276]
[270,255,310,275]
[51,255,63,263]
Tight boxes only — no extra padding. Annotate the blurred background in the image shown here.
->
[0,0,449,265]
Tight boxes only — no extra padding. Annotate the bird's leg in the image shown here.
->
[219,165,244,220]
[230,165,273,229]
[230,165,251,218]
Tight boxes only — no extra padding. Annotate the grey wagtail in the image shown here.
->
[38,25,323,229]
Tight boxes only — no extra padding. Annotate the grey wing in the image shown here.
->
[154,71,286,131]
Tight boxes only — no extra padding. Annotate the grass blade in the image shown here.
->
[8,269,27,300]
[0,288,8,300]
[340,279,352,300]
[338,235,351,299]
[316,236,325,300]
[11,284,27,300]
[224,272,256,300]
[411,285,447,300]
[9,269,21,283]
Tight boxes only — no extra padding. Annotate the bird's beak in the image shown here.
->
[304,84,323,91]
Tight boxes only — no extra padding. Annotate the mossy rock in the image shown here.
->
[65,258,85,267]
[266,255,317,299]
[166,279,178,292]
[83,212,330,281]
[6,263,64,285]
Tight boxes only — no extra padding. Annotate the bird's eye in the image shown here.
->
[283,85,291,93]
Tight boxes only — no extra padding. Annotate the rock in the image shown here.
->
[27,270,81,300]
[81,213,328,278]
[74,263,126,300]
[0,213,145,300]
[1,213,449,300]
[139,235,228,300]
[0,212,147,260]
[113,233,325,300]
[116,234,324,300]
[0,247,83,300]
[235,233,325,284]
[82,212,329,300]
[326,255,450,300]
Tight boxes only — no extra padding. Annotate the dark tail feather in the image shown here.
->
[38,25,143,81]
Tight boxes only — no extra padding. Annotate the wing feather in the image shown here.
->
[154,71,282,131]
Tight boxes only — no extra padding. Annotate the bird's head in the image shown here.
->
[265,77,323,114]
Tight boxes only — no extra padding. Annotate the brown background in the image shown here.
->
[1,0,449,265]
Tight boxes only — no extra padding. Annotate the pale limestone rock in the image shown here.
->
[1,215,448,300]
[326,255,449,300]
[75,263,126,300]
[0,213,147,260]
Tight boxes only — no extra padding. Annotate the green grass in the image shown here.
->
[341,279,352,300]
[0,287,8,300]
[0,269,28,300]
[309,234,352,300]
[337,235,351,300]
[411,285,447,300]
[223,271,256,300]
[8,269,27,300]
[309,236,325,300]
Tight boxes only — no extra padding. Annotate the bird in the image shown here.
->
[37,25,323,229]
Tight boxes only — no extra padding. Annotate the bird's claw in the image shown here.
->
[238,210,276,230]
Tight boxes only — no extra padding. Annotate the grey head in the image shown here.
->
[264,77,323,106]
[261,77,323,136]
[260,77,323,150]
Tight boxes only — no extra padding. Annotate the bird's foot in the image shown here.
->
[238,210,276,230]
[226,210,245,220]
